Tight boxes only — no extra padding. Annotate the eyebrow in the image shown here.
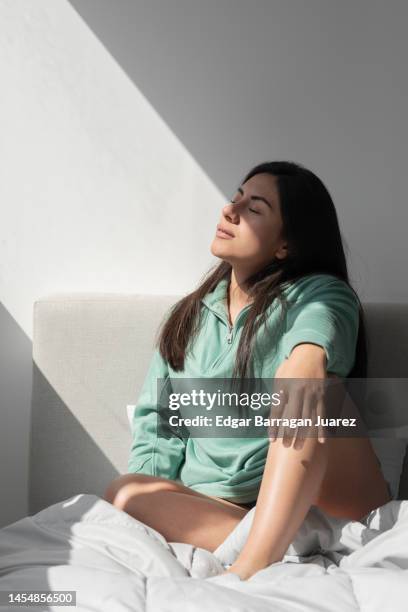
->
[237,186,273,209]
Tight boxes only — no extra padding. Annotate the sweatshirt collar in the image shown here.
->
[200,277,253,326]
[200,278,229,319]
[201,275,284,326]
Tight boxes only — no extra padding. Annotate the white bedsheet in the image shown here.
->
[0,493,407,611]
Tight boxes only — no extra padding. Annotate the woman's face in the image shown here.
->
[211,173,288,271]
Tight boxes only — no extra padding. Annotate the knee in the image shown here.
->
[103,473,146,504]
[102,473,179,506]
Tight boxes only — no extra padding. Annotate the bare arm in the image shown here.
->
[226,342,330,580]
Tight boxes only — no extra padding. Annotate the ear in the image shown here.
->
[275,242,288,260]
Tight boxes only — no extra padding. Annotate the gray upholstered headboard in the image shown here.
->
[28,296,408,515]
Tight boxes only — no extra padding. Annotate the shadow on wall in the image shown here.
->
[29,363,120,516]
[0,302,32,527]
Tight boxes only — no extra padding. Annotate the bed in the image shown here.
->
[1,292,408,611]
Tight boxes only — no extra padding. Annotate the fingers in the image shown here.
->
[268,383,305,446]
[294,390,316,449]
[268,383,288,442]
[269,379,329,447]
[281,386,304,446]
[315,394,327,444]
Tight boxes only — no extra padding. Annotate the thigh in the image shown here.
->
[103,473,249,552]
[315,436,392,520]
[104,472,247,510]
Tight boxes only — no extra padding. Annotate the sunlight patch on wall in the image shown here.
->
[0,0,224,337]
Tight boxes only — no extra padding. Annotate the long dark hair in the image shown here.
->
[156,161,368,380]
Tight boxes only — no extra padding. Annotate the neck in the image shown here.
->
[229,268,254,305]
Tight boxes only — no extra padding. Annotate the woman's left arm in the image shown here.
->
[225,342,330,580]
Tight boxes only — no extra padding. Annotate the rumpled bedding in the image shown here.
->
[0,493,407,611]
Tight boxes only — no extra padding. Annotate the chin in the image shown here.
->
[210,241,231,259]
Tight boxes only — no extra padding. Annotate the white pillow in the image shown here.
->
[126,404,136,430]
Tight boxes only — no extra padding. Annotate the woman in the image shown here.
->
[103,160,391,580]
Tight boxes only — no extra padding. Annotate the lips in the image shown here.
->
[217,224,235,237]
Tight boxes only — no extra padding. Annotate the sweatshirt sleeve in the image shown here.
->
[281,275,360,378]
[127,348,186,479]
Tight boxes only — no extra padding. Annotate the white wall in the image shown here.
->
[0,0,222,527]
[69,0,408,302]
[1,0,407,526]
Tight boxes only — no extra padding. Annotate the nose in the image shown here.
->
[222,200,240,221]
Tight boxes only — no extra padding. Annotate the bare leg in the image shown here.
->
[103,474,249,552]
[227,433,391,579]
[227,436,329,577]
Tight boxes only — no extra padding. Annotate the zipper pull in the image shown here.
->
[226,326,233,343]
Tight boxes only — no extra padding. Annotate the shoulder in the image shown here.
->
[282,273,358,307]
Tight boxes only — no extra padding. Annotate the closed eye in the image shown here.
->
[230,199,261,215]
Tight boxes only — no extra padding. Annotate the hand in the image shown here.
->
[268,344,344,447]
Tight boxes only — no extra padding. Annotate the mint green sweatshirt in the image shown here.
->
[128,273,359,503]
